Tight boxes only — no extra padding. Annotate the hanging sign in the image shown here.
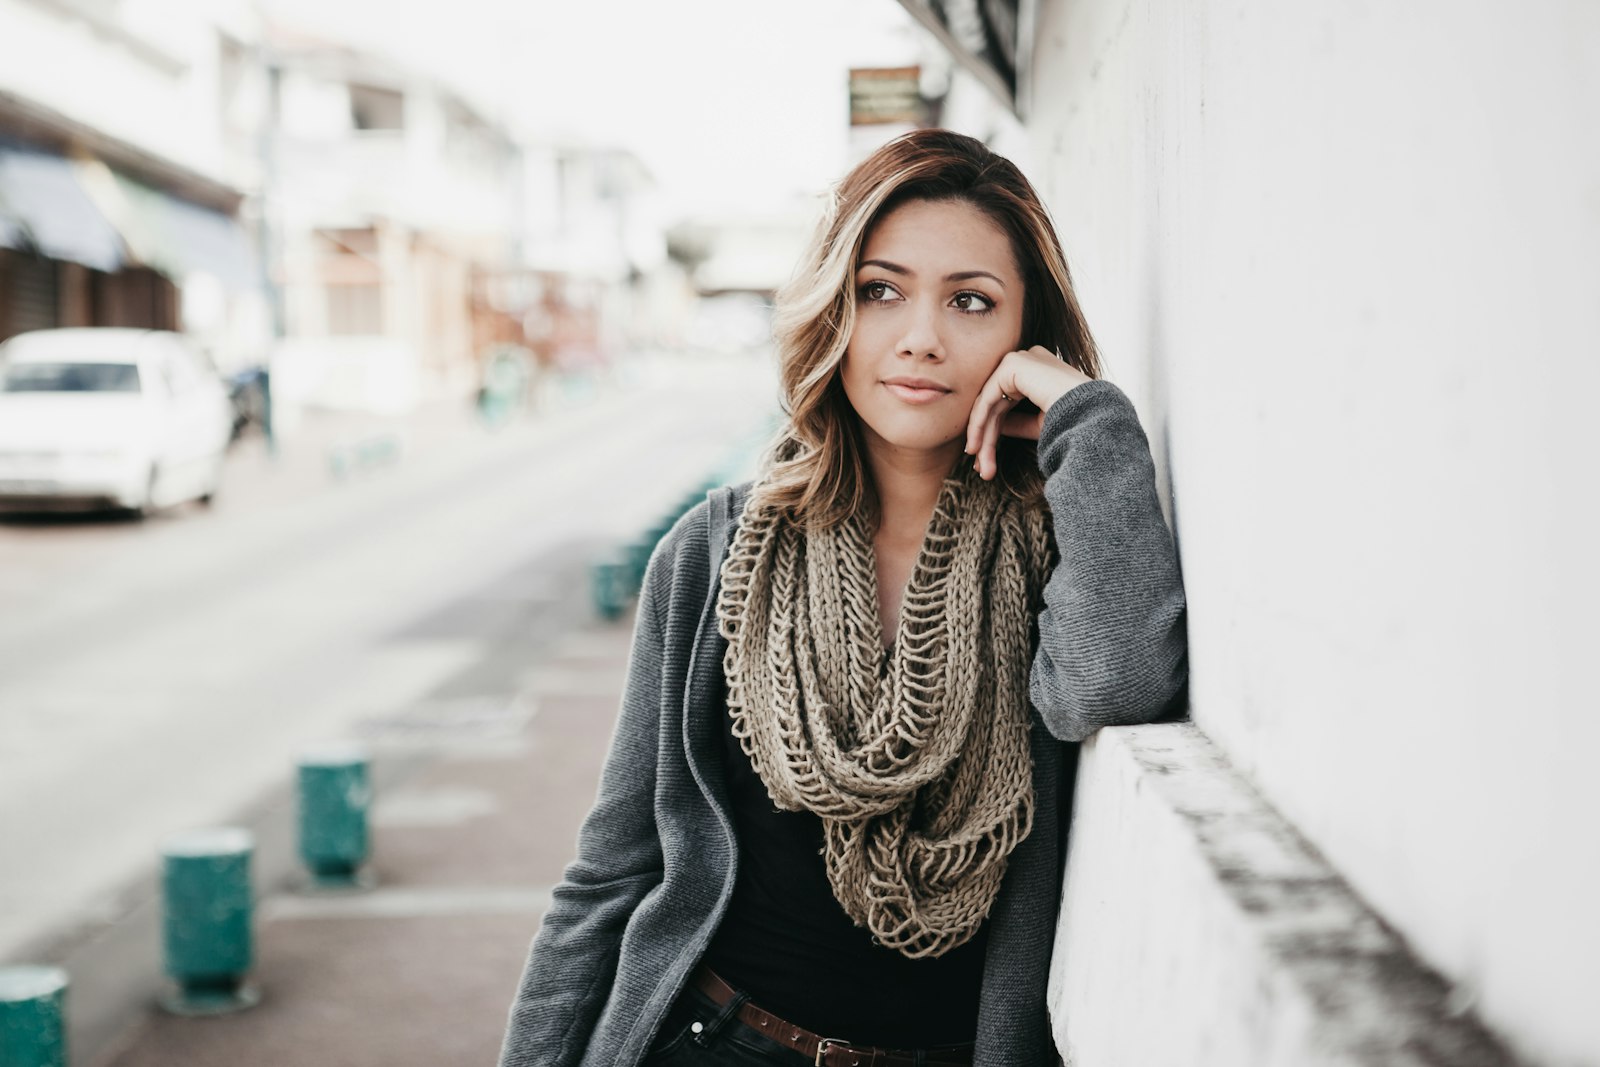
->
[849,67,926,127]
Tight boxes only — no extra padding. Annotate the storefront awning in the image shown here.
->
[157,191,262,291]
[894,0,1033,115]
[0,142,126,272]
[83,165,261,291]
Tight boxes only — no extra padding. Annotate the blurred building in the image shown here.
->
[258,32,676,417]
[907,2,1599,1064]
[0,2,678,420]
[0,0,268,370]
[513,143,671,369]
[655,206,808,356]
[258,29,523,413]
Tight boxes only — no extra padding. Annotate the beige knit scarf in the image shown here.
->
[715,459,1054,958]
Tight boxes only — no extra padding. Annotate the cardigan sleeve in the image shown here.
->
[498,523,683,1067]
[1029,379,1189,742]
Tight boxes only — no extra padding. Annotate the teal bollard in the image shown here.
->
[160,828,260,1015]
[590,557,628,621]
[625,539,654,595]
[297,743,374,890]
[0,967,67,1067]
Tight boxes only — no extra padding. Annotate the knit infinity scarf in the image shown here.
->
[716,460,1055,958]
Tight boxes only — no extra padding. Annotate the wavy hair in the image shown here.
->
[755,128,1101,529]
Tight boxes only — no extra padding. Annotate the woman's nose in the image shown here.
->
[895,300,945,361]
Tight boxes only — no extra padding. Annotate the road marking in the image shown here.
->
[372,787,499,827]
[517,666,625,696]
[554,631,633,657]
[262,885,552,921]
[355,694,537,742]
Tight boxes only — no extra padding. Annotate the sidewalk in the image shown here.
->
[4,355,774,1066]
[90,604,635,1067]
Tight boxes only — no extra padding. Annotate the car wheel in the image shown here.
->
[132,464,160,519]
[197,456,224,507]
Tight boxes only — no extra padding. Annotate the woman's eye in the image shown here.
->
[951,291,995,313]
[860,281,896,303]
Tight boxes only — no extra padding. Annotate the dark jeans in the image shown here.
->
[643,986,812,1066]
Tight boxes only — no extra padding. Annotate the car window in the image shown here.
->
[0,362,141,393]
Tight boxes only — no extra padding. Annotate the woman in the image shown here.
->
[499,129,1187,1067]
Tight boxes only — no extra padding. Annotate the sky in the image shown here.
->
[259,0,930,218]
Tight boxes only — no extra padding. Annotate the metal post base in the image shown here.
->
[301,866,378,893]
[160,979,261,1017]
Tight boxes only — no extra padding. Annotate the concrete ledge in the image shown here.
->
[1048,723,1522,1067]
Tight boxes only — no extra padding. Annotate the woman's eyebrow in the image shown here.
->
[858,259,1007,288]
[946,270,1006,288]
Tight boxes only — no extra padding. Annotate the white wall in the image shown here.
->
[1028,1,1600,1063]
[0,0,232,181]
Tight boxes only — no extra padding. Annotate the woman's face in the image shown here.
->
[841,197,1025,464]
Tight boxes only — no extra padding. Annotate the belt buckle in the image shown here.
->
[814,1037,849,1066]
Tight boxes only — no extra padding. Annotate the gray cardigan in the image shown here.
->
[499,380,1188,1067]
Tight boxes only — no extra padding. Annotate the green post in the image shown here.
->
[297,743,374,890]
[624,539,654,596]
[590,557,628,621]
[160,828,260,1015]
[0,967,67,1067]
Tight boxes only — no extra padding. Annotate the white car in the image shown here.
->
[0,328,233,515]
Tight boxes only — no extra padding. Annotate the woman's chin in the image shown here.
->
[862,423,965,459]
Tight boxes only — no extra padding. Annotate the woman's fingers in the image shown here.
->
[968,347,1097,475]
[965,353,1022,479]
[963,385,998,456]
[966,346,1095,478]
[973,385,1021,479]
[968,353,1021,434]
[980,402,1004,478]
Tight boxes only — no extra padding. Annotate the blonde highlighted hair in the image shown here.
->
[755,128,1101,529]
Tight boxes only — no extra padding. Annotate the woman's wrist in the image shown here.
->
[1017,349,1094,413]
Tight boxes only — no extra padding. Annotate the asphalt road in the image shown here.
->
[0,350,774,966]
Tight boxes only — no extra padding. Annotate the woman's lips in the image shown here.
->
[883,381,952,404]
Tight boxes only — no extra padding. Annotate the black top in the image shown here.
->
[700,670,987,1048]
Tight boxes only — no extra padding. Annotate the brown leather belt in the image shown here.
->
[690,967,975,1066]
